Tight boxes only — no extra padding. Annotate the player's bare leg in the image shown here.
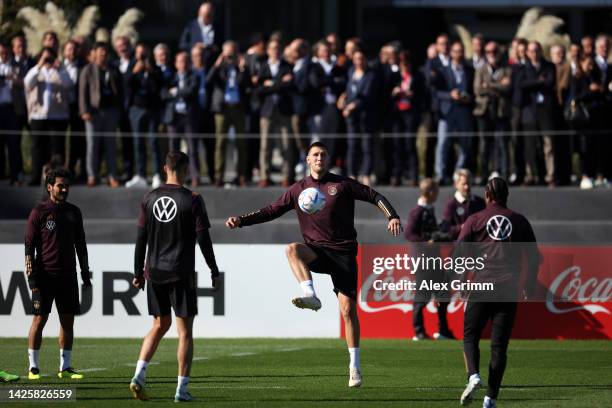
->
[130,315,171,400]
[56,314,82,379]
[285,243,322,311]
[338,293,362,387]
[27,314,48,379]
[58,314,74,351]
[175,316,194,402]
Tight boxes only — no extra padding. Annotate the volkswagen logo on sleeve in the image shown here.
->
[486,215,513,241]
[153,196,178,222]
[46,220,56,231]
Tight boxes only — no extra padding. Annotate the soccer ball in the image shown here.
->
[298,187,326,214]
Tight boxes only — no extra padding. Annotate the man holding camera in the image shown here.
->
[434,41,475,185]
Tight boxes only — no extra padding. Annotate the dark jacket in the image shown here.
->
[290,58,313,117]
[345,67,378,113]
[160,70,198,125]
[206,61,249,113]
[308,61,346,116]
[126,66,162,109]
[178,19,222,70]
[390,68,426,114]
[517,59,556,121]
[10,55,35,116]
[112,57,135,112]
[435,62,475,118]
[257,59,293,118]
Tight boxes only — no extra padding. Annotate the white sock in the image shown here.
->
[60,349,72,371]
[469,373,481,382]
[28,349,39,369]
[177,376,189,394]
[134,360,148,383]
[348,347,360,369]
[484,396,495,404]
[299,280,316,297]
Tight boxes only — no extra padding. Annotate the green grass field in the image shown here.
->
[0,338,610,407]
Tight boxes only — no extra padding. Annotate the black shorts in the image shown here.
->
[306,244,358,300]
[37,273,80,315]
[147,278,198,318]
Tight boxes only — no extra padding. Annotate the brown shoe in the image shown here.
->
[214,179,223,188]
[258,179,269,188]
[87,177,97,188]
[239,176,248,187]
[109,177,120,188]
[281,179,291,188]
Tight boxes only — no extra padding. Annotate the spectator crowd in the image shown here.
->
[0,2,611,189]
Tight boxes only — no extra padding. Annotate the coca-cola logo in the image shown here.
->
[358,269,465,314]
[546,266,611,315]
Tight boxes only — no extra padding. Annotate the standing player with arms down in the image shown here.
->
[24,168,91,380]
[130,151,220,402]
[225,141,402,388]
[456,178,539,408]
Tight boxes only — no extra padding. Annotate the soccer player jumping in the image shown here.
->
[226,142,402,388]
[24,168,91,380]
[130,151,220,402]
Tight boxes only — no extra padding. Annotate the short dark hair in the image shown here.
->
[485,177,509,205]
[306,141,328,155]
[93,41,108,51]
[45,167,71,189]
[165,151,189,173]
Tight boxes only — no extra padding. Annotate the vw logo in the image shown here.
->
[46,220,56,231]
[486,215,513,241]
[153,196,178,222]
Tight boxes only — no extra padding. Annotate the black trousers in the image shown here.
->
[391,110,420,182]
[67,104,86,182]
[463,301,518,399]
[30,119,68,185]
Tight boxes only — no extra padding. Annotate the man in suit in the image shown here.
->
[63,40,87,184]
[309,40,346,170]
[113,36,135,182]
[287,38,311,168]
[509,38,527,185]
[179,1,221,71]
[435,41,474,185]
[79,42,123,188]
[425,34,451,180]
[191,43,216,185]
[257,39,294,187]
[550,44,572,186]
[161,51,200,187]
[517,41,556,186]
[8,35,33,184]
[593,34,612,184]
[473,41,512,181]
[207,40,249,186]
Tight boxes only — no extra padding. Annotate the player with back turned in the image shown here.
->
[225,141,403,388]
[130,151,220,403]
[24,168,91,381]
[456,177,539,408]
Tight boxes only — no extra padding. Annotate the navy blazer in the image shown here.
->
[178,20,222,70]
[160,71,198,125]
[257,60,294,118]
[435,62,474,118]
[308,62,346,116]
[517,59,556,122]
[290,59,313,117]
[345,68,378,113]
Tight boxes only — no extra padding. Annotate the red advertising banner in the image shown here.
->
[343,245,612,339]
